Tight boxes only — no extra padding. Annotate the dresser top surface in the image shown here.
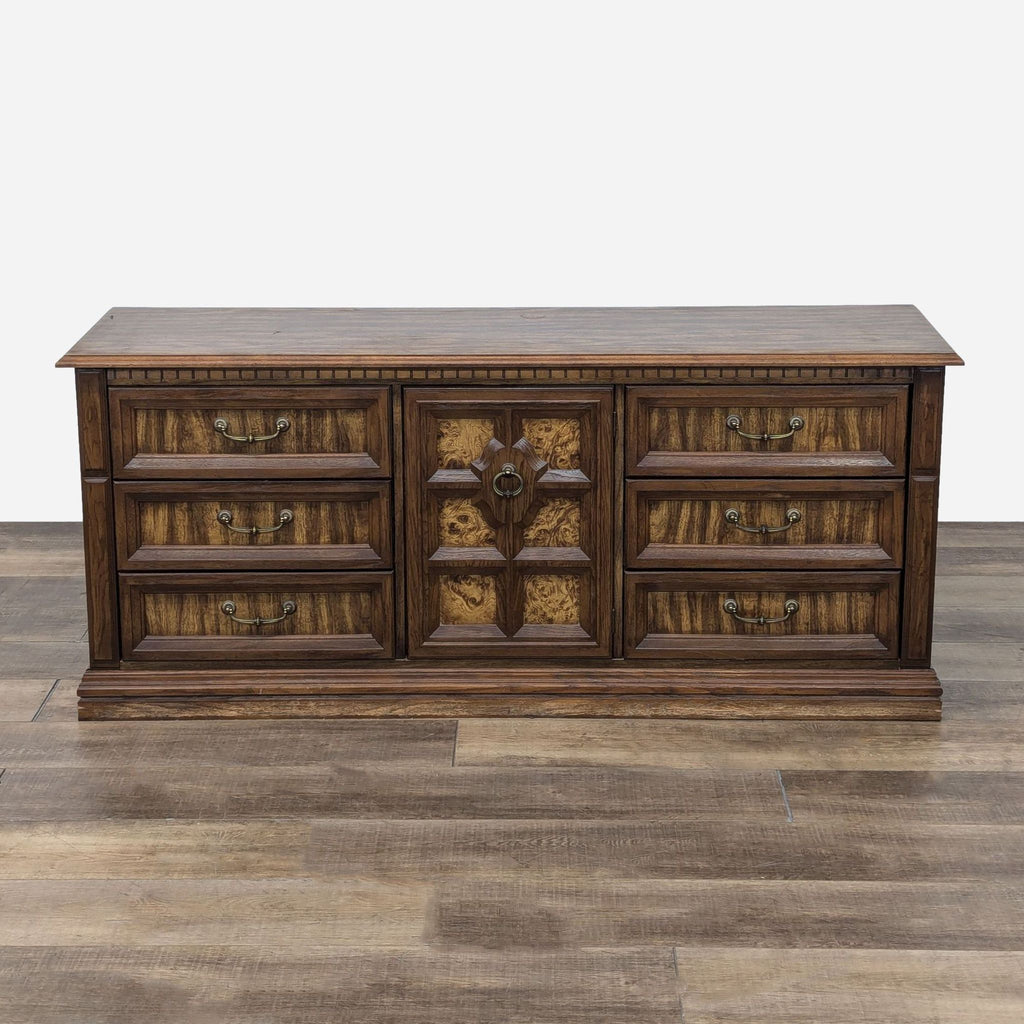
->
[57,305,963,369]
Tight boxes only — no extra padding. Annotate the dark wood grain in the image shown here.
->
[627,385,909,477]
[76,694,942,720]
[57,306,963,368]
[73,662,941,719]
[625,571,901,661]
[75,370,119,667]
[902,368,945,665]
[108,385,390,479]
[114,480,392,570]
[627,478,904,569]
[119,571,394,661]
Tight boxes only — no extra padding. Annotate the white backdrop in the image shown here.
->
[2,1,1020,521]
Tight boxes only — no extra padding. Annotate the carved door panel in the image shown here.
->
[404,388,613,658]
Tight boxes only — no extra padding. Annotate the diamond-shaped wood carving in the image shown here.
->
[470,436,549,529]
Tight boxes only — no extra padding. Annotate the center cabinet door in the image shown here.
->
[405,388,614,658]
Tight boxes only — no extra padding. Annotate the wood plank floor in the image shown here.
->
[0,521,1021,1023]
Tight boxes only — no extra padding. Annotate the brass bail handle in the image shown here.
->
[723,598,800,626]
[725,414,805,441]
[220,600,297,627]
[213,416,290,444]
[492,463,525,498]
[724,508,802,535]
[217,509,294,535]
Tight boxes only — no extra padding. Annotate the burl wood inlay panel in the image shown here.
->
[109,386,390,478]
[521,498,582,548]
[523,574,582,625]
[115,481,391,570]
[628,385,908,476]
[437,499,497,548]
[628,479,904,570]
[121,572,393,661]
[439,574,499,626]
[522,418,582,469]
[626,571,899,661]
[435,418,499,469]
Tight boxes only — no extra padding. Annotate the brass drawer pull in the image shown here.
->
[724,507,802,535]
[216,508,294,535]
[213,416,290,444]
[492,463,525,498]
[726,414,804,441]
[723,598,799,626]
[220,600,296,627]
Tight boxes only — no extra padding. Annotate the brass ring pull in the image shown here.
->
[725,414,804,441]
[724,508,802,535]
[723,598,799,626]
[213,416,290,444]
[216,509,294,535]
[492,463,525,498]
[220,600,296,627]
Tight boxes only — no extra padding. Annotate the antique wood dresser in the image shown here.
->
[58,306,962,720]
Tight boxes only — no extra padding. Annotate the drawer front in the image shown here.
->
[627,479,904,570]
[625,571,899,660]
[121,572,393,661]
[109,386,390,478]
[115,481,392,571]
[627,386,908,477]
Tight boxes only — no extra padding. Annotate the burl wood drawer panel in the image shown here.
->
[625,571,900,661]
[109,386,390,478]
[627,479,904,570]
[627,385,908,477]
[114,481,391,571]
[120,572,393,661]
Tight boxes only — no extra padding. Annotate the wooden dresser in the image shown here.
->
[58,306,962,721]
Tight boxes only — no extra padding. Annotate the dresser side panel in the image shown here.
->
[75,369,120,667]
[901,367,945,666]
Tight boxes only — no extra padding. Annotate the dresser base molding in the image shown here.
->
[77,667,942,720]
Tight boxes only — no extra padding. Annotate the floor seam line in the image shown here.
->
[776,769,794,823]
[672,946,685,1023]
[30,679,61,723]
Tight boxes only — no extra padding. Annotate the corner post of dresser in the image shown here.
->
[391,384,407,659]
[901,366,945,667]
[74,368,120,668]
